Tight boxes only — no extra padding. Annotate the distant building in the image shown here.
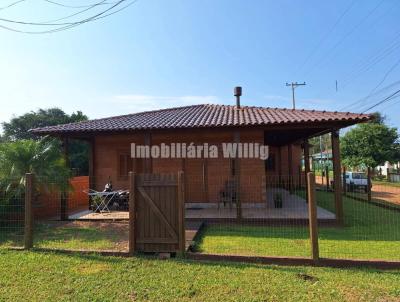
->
[310,150,332,170]
[376,161,400,176]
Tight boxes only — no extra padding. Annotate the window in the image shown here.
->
[265,153,276,171]
[118,152,132,179]
[353,173,367,180]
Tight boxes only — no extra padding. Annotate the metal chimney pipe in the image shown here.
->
[234,86,242,108]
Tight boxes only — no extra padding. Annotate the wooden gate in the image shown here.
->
[129,172,185,254]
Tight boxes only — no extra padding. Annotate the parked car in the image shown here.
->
[331,171,370,192]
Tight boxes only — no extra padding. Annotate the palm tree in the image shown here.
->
[0,138,70,205]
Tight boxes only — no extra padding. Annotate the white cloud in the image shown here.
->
[111,94,221,112]
[263,95,290,102]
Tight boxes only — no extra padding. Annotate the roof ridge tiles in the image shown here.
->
[30,103,373,134]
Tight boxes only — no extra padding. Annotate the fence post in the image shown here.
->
[24,173,34,249]
[128,171,136,255]
[307,172,319,263]
[367,167,372,202]
[342,166,347,196]
[177,171,186,255]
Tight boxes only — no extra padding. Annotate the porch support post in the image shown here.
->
[88,138,95,208]
[342,166,347,196]
[288,144,293,193]
[331,130,344,225]
[144,132,152,173]
[60,137,69,220]
[234,131,241,221]
[277,146,282,187]
[303,139,310,201]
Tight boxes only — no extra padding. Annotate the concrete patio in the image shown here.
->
[69,188,335,221]
[185,188,335,220]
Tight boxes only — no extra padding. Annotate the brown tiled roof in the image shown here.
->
[30,104,372,134]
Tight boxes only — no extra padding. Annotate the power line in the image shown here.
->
[379,95,400,111]
[302,0,385,78]
[44,0,108,24]
[340,57,400,112]
[365,57,400,98]
[312,29,400,104]
[308,1,400,101]
[43,0,118,9]
[294,0,358,77]
[362,89,400,113]
[339,80,400,112]
[0,0,25,11]
[0,0,110,26]
[340,32,400,88]
[0,0,138,34]
[48,0,138,33]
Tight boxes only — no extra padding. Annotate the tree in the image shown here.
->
[309,134,331,155]
[341,116,400,169]
[1,108,89,175]
[2,108,87,141]
[0,139,70,204]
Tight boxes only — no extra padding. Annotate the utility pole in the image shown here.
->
[285,82,306,109]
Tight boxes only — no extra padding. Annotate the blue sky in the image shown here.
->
[0,0,399,129]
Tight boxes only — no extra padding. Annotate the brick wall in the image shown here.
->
[35,176,89,219]
[92,129,302,203]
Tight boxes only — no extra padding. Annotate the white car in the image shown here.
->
[344,172,370,192]
[331,171,370,192]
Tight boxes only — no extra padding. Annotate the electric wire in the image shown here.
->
[0,0,138,34]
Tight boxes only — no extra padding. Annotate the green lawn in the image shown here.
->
[0,221,129,251]
[0,249,400,301]
[197,191,400,261]
[373,179,400,188]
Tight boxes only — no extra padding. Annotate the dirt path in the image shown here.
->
[372,185,400,205]
[316,175,400,205]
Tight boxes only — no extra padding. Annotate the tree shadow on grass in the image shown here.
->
[33,221,129,251]
[21,248,400,277]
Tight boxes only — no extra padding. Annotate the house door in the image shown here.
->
[185,158,208,203]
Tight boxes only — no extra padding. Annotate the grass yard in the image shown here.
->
[0,249,400,301]
[0,221,129,252]
[196,191,400,261]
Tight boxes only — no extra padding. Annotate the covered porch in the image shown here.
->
[68,188,336,222]
[29,105,372,226]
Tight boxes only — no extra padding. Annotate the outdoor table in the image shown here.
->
[85,190,119,213]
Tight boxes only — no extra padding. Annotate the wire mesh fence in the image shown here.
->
[37,175,129,252]
[0,174,130,253]
[315,183,400,261]
[1,170,400,264]
[189,174,315,258]
[190,172,400,262]
[0,176,25,248]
